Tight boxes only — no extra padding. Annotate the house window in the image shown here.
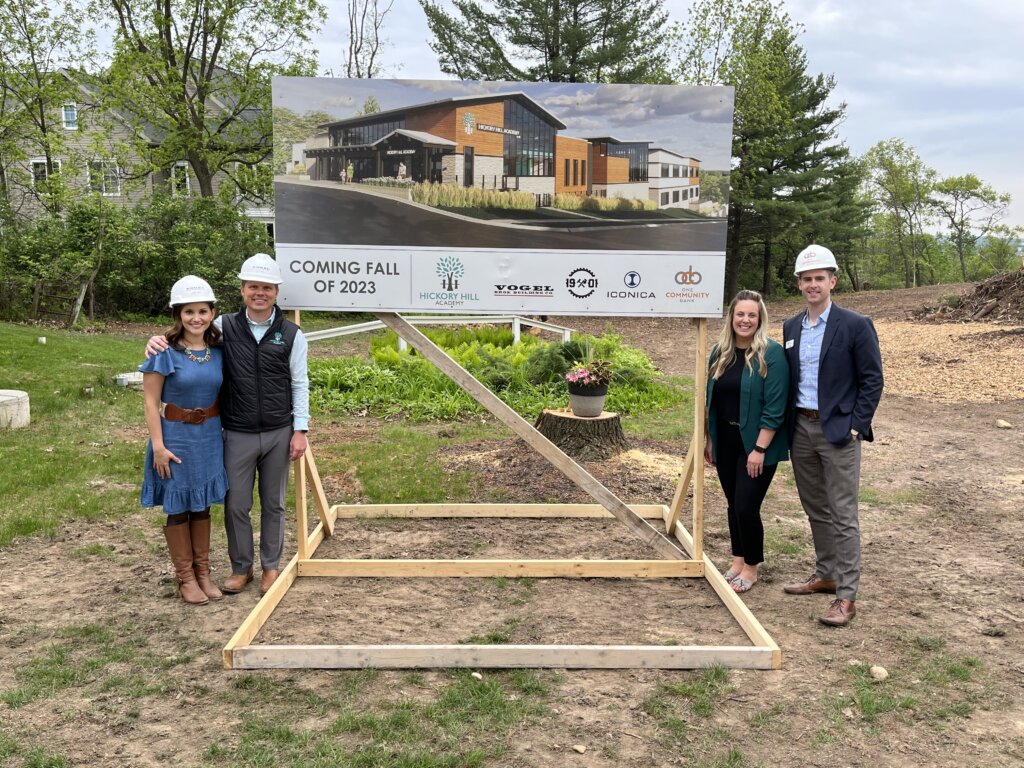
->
[62,104,78,130]
[581,159,586,187]
[564,159,570,186]
[673,190,680,203]
[171,162,190,195]
[572,159,578,187]
[661,163,669,178]
[673,165,680,177]
[31,157,61,188]
[89,160,121,196]
[660,191,669,206]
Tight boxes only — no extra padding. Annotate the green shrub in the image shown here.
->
[310,331,681,421]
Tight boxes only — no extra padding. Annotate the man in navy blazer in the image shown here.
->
[781,245,883,627]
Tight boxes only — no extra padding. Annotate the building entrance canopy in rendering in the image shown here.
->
[273,78,735,318]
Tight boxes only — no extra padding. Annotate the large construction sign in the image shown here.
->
[272,78,734,317]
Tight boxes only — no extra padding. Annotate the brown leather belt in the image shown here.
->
[163,401,220,424]
[797,408,820,420]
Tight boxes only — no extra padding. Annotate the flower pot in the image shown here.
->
[567,382,607,417]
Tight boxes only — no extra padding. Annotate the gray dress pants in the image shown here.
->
[791,414,862,601]
[223,425,292,573]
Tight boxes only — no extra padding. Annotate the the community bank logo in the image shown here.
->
[674,266,703,285]
[462,112,475,135]
[420,256,479,308]
[565,267,597,299]
[666,264,711,303]
[607,270,654,299]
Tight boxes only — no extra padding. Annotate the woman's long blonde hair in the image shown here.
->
[709,290,770,380]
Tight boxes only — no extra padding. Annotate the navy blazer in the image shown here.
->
[783,303,884,445]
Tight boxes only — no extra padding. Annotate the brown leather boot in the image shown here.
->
[189,517,223,600]
[163,523,208,605]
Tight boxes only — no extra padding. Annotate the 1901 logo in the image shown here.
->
[674,266,703,285]
[566,267,597,298]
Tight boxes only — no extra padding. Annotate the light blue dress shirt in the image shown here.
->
[795,302,832,410]
[214,309,310,431]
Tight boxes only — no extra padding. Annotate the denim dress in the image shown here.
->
[139,347,228,514]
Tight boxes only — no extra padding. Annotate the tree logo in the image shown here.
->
[462,112,475,135]
[436,256,464,291]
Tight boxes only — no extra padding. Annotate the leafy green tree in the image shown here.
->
[932,174,1013,281]
[680,0,866,297]
[93,0,326,200]
[864,139,936,288]
[419,0,674,83]
[973,234,1022,278]
[0,0,95,217]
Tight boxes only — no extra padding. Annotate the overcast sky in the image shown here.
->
[311,0,1024,228]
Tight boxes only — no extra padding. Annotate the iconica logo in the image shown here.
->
[436,256,464,291]
[624,271,641,288]
[566,267,598,298]
[462,112,475,135]
[674,266,703,286]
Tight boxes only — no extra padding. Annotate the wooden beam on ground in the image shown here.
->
[222,551,300,669]
[663,507,780,668]
[297,559,701,578]
[304,447,334,536]
[374,312,685,561]
[330,503,667,519]
[229,643,775,670]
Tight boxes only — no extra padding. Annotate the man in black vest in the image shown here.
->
[149,253,309,596]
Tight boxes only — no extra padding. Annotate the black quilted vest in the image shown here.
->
[220,308,298,432]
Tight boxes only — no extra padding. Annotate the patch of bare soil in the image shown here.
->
[2,284,1024,767]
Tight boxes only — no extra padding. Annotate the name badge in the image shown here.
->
[785,339,794,349]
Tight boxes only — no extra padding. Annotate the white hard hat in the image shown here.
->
[237,252,283,284]
[794,244,838,275]
[169,275,216,307]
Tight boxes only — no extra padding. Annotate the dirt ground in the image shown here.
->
[2,283,1024,766]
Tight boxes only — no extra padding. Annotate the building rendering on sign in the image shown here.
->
[302,92,700,209]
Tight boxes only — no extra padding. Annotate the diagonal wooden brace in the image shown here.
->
[374,312,686,561]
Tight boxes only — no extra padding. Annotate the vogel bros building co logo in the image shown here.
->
[420,256,479,308]
[493,281,554,298]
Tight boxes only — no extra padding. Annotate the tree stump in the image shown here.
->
[534,408,628,461]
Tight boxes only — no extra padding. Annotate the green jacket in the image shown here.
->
[706,339,790,465]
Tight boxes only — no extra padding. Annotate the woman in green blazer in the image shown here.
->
[705,290,790,593]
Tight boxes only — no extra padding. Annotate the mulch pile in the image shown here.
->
[917,268,1024,324]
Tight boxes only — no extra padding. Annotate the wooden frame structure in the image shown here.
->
[223,313,780,670]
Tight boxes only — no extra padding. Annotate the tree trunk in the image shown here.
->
[534,409,628,461]
[761,238,772,296]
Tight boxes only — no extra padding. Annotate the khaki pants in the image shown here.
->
[791,414,862,601]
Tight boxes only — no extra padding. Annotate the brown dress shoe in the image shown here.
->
[820,598,856,627]
[783,574,838,595]
[222,568,254,594]
[260,569,280,595]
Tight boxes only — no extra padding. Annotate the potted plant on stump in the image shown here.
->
[565,357,611,417]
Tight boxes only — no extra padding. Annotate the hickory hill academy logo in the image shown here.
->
[420,256,479,308]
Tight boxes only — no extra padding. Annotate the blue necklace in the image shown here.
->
[185,347,211,364]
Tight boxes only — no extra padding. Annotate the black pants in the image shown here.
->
[714,422,777,565]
